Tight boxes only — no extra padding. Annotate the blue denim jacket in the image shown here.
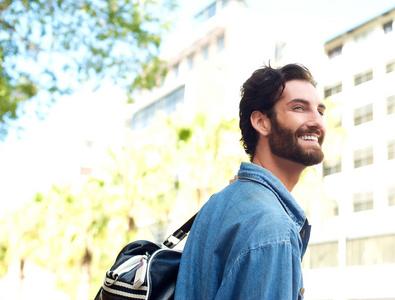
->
[175,162,311,300]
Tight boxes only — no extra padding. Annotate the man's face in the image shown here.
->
[268,80,326,166]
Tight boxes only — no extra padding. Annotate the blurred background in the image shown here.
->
[1,0,395,299]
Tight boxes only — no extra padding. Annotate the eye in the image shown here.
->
[293,105,304,111]
[318,109,325,116]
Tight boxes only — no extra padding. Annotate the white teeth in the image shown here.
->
[300,135,318,142]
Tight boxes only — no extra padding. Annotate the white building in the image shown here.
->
[127,0,299,138]
[127,1,395,299]
[303,8,395,300]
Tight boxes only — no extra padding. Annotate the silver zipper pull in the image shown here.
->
[112,255,144,276]
[133,257,148,288]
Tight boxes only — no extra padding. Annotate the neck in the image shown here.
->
[252,152,306,192]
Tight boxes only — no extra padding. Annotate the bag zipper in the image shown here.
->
[111,254,146,277]
[145,248,182,299]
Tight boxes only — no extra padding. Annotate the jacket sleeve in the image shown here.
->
[215,242,304,300]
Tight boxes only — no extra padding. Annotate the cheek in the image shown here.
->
[279,116,301,131]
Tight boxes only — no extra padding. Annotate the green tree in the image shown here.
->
[0,111,246,299]
[0,0,177,139]
[121,112,247,224]
[1,180,137,299]
[178,113,247,208]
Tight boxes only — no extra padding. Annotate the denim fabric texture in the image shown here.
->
[174,162,311,300]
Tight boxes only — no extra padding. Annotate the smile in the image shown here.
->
[299,135,319,142]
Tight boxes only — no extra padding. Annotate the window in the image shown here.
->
[347,235,395,266]
[353,146,373,168]
[324,198,339,217]
[195,2,216,24]
[302,242,338,269]
[387,95,395,114]
[331,199,339,216]
[80,167,92,176]
[132,86,185,130]
[323,158,342,176]
[84,140,94,148]
[388,185,395,206]
[173,63,179,78]
[222,0,231,7]
[207,2,216,18]
[353,103,373,125]
[354,69,373,86]
[354,30,373,43]
[388,140,395,160]
[324,82,342,98]
[275,41,287,61]
[201,44,208,60]
[217,34,225,52]
[353,190,373,212]
[384,20,393,33]
[187,54,194,70]
[330,111,342,128]
[386,61,395,73]
[327,45,342,59]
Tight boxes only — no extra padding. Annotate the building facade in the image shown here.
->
[303,8,395,300]
[127,1,395,299]
[127,0,293,140]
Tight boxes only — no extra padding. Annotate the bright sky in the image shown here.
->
[1,0,395,213]
[0,84,127,214]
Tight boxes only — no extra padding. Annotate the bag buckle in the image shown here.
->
[163,229,187,248]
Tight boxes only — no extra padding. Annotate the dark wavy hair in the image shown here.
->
[239,63,317,161]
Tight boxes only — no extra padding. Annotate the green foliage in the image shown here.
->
[0,218,10,277]
[1,180,137,299]
[0,44,38,137]
[0,0,177,139]
[177,127,193,142]
[0,112,247,299]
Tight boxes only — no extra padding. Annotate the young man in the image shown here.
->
[174,64,326,299]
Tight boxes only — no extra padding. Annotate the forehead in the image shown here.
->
[278,79,322,106]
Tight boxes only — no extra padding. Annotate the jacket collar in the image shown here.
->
[237,162,308,232]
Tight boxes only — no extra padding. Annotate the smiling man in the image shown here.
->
[175,64,326,300]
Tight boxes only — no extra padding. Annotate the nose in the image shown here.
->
[306,110,326,132]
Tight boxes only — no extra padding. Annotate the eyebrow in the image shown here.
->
[288,99,326,110]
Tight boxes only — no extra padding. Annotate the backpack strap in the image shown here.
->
[163,213,197,249]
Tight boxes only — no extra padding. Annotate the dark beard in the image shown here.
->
[268,116,324,166]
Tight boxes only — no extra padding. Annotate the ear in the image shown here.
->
[251,111,271,137]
